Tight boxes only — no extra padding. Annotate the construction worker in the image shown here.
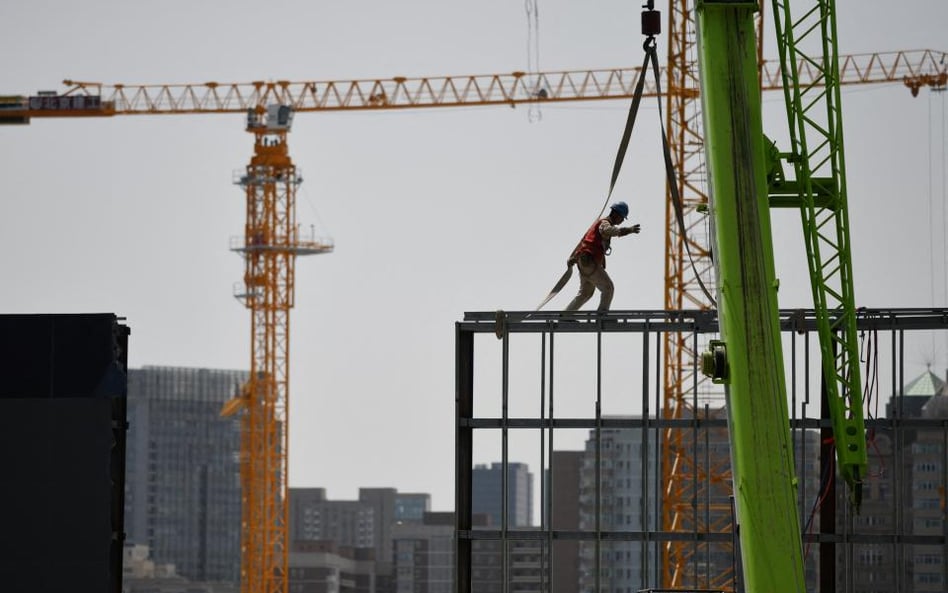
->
[565,201,640,311]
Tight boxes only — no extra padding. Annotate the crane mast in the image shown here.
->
[661,0,722,586]
[226,105,332,593]
[243,115,294,593]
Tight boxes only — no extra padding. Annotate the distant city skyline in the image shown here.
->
[2,1,944,511]
[109,357,948,591]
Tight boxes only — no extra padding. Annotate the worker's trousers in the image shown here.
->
[565,254,614,312]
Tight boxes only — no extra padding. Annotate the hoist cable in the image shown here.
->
[647,41,718,307]
[525,0,542,123]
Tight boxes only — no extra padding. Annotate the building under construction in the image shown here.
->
[456,307,948,593]
[1,0,945,589]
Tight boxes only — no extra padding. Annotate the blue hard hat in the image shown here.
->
[610,201,629,220]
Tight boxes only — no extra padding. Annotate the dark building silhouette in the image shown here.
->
[0,314,129,593]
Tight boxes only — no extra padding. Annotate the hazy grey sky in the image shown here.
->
[1,1,945,511]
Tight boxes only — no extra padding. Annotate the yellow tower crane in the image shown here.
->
[1,48,943,593]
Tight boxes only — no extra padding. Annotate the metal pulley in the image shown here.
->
[641,1,661,38]
[701,340,729,384]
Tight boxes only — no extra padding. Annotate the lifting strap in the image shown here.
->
[534,31,717,311]
[532,48,652,312]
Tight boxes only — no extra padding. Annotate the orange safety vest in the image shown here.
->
[573,218,611,267]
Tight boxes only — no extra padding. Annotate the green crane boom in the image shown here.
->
[769,0,868,502]
[696,0,867,590]
[695,1,806,591]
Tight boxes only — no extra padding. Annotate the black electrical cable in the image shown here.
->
[646,37,717,307]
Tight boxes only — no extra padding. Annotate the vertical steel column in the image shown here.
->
[654,330,663,585]
[691,330,699,589]
[539,332,547,592]
[455,324,474,593]
[546,329,555,592]
[704,402,711,586]
[894,328,905,592]
[594,324,603,593]
[501,330,509,593]
[819,371,836,593]
[942,427,948,587]
[641,327,651,586]
[790,331,800,523]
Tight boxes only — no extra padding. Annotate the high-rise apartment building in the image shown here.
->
[909,391,948,591]
[290,488,377,550]
[393,512,536,593]
[124,366,246,583]
[578,422,658,593]
[848,369,948,593]
[358,487,399,577]
[472,462,534,528]
[289,487,431,593]
[392,512,455,593]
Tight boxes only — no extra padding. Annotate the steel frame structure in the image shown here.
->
[456,307,948,593]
